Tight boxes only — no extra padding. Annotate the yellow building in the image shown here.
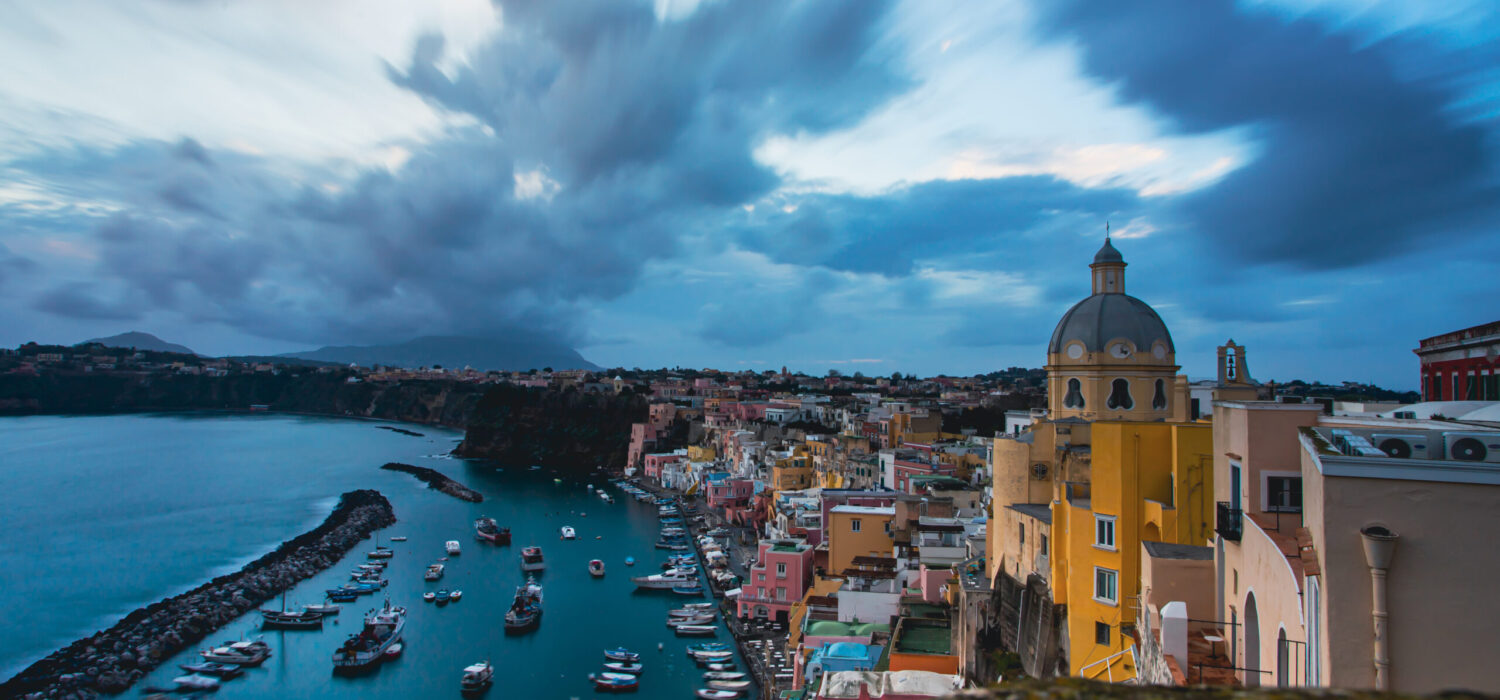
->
[687,445,717,462]
[772,450,813,491]
[826,504,895,576]
[1051,421,1212,679]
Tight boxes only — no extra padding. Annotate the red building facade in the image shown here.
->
[1415,320,1500,401]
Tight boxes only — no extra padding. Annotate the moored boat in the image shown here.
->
[687,642,730,653]
[390,536,408,542]
[674,624,718,637]
[446,540,462,556]
[460,660,494,694]
[632,571,696,590]
[435,588,451,607]
[474,517,511,545]
[177,662,244,679]
[384,642,404,660]
[423,592,437,603]
[603,662,643,674]
[520,546,546,572]
[707,679,752,691]
[303,602,341,615]
[703,671,747,681]
[260,608,324,630]
[589,559,606,577]
[589,673,639,692]
[603,648,640,662]
[172,675,220,691]
[704,662,737,672]
[560,525,577,540]
[695,689,742,699]
[673,583,705,596]
[666,615,716,627]
[332,600,406,672]
[425,563,445,581]
[200,640,270,666]
[503,576,544,633]
[450,589,463,602]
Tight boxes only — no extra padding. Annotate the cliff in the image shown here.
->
[454,384,646,470]
[0,372,486,428]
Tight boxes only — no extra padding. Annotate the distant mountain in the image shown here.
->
[280,334,600,372]
[83,331,196,355]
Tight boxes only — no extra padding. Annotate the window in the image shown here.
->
[1095,515,1116,550]
[1040,533,1049,559]
[1152,378,1168,410]
[1095,621,1111,645]
[1266,475,1303,512]
[776,562,787,578]
[1019,523,1026,547]
[1453,373,1460,402]
[776,587,786,601]
[1064,378,1085,409]
[850,518,862,533]
[1107,378,1134,410]
[1094,567,1118,604]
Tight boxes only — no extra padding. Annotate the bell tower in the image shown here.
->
[1090,236,1126,295]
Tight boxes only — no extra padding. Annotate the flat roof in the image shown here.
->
[1143,541,1213,561]
[893,623,952,655]
[1005,503,1052,524]
[831,505,896,516]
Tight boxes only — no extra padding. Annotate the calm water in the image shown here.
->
[0,413,745,698]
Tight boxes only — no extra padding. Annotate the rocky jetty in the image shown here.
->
[1,490,396,699]
[381,462,483,502]
[376,425,425,437]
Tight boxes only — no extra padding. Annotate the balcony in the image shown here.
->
[1215,501,1243,542]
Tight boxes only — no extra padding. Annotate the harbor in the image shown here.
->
[0,413,761,699]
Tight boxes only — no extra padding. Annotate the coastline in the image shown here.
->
[1,490,397,699]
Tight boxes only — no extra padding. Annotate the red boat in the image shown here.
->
[475,517,511,545]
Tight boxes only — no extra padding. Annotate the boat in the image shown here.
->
[200,640,270,666]
[631,572,696,590]
[460,661,494,694]
[177,662,244,679]
[390,536,408,542]
[503,576,544,633]
[261,590,324,630]
[603,648,640,662]
[674,625,718,637]
[303,603,341,615]
[707,679,752,691]
[704,662,737,672]
[332,600,406,672]
[384,642,404,660]
[367,548,394,560]
[703,672,747,681]
[474,517,511,545]
[589,559,606,577]
[695,689,742,699]
[560,526,577,540]
[670,607,712,617]
[686,642,730,653]
[446,540,462,556]
[589,673,639,692]
[683,602,716,611]
[435,588,451,606]
[423,592,437,603]
[327,589,359,602]
[426,563,445,581]
[603,662,643,674]
[667,615,716,627]
[172,675,220,691]
[450,589,463,602]
[520,546,546,572]
[673,584,705,596]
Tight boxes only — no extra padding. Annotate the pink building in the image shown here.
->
[892,460,955,493]
[707,477,755,510]
[643,451,685,482]
[737,539,814,623]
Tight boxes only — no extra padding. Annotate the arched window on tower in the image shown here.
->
[1152,378,1168,410]
[1063,378,1085,409]
[1107,378,1134,410]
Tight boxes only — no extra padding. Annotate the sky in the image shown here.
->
[1,0,1497,389]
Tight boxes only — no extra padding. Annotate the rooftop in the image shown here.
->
[804,619,890,639]
[893,620,953,656]
[831,505,896,516]
[1142,541,1212,561]
[1005,503,1053,524]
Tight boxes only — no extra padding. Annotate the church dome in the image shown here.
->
[1093,237,1123,264]
[1048,292,1174,356]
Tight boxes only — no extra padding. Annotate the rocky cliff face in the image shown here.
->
[454,384,646,470]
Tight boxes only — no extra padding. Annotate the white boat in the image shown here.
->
[426,563,445,581]
[304,603,341,615]
[560,526,577,540]
[667,615,716,627]
[708,679,752,691]
[461,661,493,693]
[521,546,545,572]
[704,671,747,681]
[172,675,220,691]
[603,662,643,674]
[446,540,462,556]
[683,602,716,610]
[200,640,270,666]
[332,600,405,672]
[696,689,742,699]
[390,536,408,542]
[674,624,718,636]
[632,572,697,590]
[450,589,463,602]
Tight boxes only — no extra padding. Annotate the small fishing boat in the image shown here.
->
[423,592,437,603]
[172,675,220,691]
[261,590,324,630]
[435,588,451,607]
[446,540,462,556]
[389,536,408,542]
[631,572,696,590]
[177,662,244,679]
[304,603,341,615]
[603,648,640,662]
[683,603,716,611]
[674,624,718,637]
[688,651,732,662]
[703,671,747,681]
[367,548,394,560]
[589,673,639,692]
[474,517,511,545]
[327,590,359,602]
[686,642,730,653]
[603,662,643,674]
[384,642,404,660]
[589,559,606,577]
[449,589,463,603]
[673,584,705,596]
[695,689,742,699]
[503,577,543,633]
[707,679,752,691]
[560,526,577,540]
[460,661,493,694]
[425,563,445,581]
[666,615,716,627]
[670,607,712,618]
[704,662,737,672]
[520,546,546,572]
[332,600,406,673]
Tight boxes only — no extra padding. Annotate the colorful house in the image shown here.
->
[827,505,895,577]
[738,538,815,623]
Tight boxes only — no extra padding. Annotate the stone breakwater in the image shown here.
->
[1,489,397,699]
[380,462,484,502]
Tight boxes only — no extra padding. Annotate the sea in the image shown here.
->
[0,412,747,698]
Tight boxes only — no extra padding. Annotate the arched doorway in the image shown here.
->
[1244,592,1261,687]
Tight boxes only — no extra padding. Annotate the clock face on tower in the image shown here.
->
[1108,342,1132,359]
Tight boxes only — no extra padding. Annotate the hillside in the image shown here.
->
[83,331,196,355]
[282,334,600,372]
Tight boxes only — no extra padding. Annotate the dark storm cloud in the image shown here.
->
[1036,0,1498,268]
[15,0,909,348]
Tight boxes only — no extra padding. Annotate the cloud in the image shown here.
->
[1035,0,1499,268]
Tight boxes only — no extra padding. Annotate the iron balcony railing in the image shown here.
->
[1216,501,1243,542]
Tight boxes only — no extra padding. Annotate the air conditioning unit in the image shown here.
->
[1329,429,1386,457]
[1444,432,1500,463]
[1371,433,1432,460]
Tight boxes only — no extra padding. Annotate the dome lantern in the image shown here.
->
[1090,235,1126,294]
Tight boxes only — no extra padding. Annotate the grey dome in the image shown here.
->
[1049,293,1174,355]
[1093,238,1123,264]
